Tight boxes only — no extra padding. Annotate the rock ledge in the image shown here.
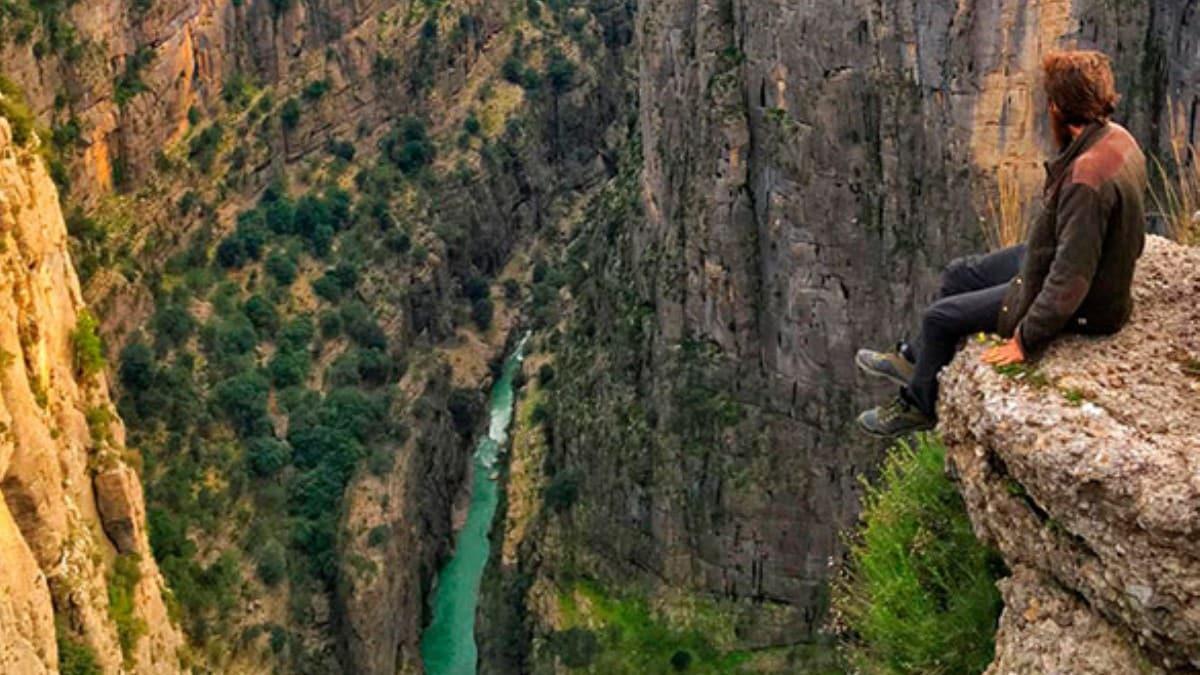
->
[940,235,1200,673]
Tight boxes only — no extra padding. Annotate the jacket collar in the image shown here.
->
[1043,121,1109,191]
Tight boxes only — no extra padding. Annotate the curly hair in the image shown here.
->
[1042,50,1120,125]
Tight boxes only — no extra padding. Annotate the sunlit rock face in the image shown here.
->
[0,119,183,674]
[941,235,1200,672]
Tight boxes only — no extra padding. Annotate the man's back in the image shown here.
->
[998,121,1148,351]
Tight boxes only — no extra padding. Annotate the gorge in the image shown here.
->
[0,0,1198,673]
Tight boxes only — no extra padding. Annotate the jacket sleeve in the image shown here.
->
[1017,180,1108,353]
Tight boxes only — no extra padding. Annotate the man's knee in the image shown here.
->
[922,298,959,333]
[939,256,975,297]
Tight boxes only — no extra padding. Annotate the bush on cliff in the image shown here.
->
[833,434,1005,674]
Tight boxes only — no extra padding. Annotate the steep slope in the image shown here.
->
[8,0,637,671]
[520,0,1200,664]
[941,235,1200,673]
[0,119,182,673]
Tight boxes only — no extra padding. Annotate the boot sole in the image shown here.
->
[855,352,913,388]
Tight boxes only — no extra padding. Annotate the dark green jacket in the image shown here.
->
[997,121,1148,353]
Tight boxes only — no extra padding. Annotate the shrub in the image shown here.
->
[0,76,36,146]
[471,297,494,330]
[107,553,147,663]
[256,539,287,586]
[268,349,310,388]
[447,389,481,436]
[265,197,296,235]
[327,138,356,161]
[278,316,314,352]
[71,311,106,379]
[246,436,291,477]
[381,117,435,173]
[152,304,195,348]
[212,372,270,436]
[340,303,386,349]
[302,79,330,101]
[265,250,298,285]
[216,236,246,268]
[244,295,279,335]
[318,310,342,338]
[281,98,301,130]
[367,524,389,548]
[463,276,490,301]
[833,434,1004,675]
[57,622,101,675]
[114,47,155,106]
[546,49,576,94]
[188,123,224,173]
[550,628,599,668]
[543,470,579,512]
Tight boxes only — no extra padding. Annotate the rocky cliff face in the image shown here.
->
[941,235,1200,673]
[537,0,1200,656]
[0,119,182,673]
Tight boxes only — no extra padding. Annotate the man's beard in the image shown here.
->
[1051,109,1074,150]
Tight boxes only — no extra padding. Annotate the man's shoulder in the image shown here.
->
[1068,123,1144,190]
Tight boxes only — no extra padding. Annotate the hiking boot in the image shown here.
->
[855,343,915,387]
[857,396,934,437]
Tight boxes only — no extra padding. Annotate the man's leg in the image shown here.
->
[935,244,1025,300]
[857,244,1024,387]
[904,282,1010,417]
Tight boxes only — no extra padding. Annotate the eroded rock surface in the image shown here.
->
[941,235,1200,671]
[0,119,183,673]
[987,566,1161,675]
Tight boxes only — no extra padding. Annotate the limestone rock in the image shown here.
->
[987,566,1161,675]
[940,235,1200,671]
[0,119,183,673]
[94,464,148,555]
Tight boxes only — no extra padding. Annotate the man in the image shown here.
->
[856,49,1147,437]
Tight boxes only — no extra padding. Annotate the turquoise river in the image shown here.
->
[420,336,527,674]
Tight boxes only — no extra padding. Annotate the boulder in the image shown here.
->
[940,235,1200,671]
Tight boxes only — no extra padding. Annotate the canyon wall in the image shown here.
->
[0,118,182,673]
[534,0,1200,657]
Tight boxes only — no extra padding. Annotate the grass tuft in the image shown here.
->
[832,434,1005,675]
[1149,101,1200,245]
[982,166,1029,250]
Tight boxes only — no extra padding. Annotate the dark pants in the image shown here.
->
[905,244,1026,417]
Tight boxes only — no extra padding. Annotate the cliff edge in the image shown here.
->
[940,234,1200,673]
[0,119,183,673]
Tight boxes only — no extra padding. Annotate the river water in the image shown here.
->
[420,336,527,675]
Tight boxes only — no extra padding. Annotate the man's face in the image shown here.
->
[1049,102,1073,150]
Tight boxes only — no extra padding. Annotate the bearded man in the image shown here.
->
[857,49,1148,436]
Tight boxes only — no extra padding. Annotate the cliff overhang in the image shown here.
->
[939,235,1200,673]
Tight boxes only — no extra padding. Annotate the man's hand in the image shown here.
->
[981,336,1026,366]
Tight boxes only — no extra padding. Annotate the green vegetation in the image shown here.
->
[71,310,106,379]
[0,0,82,59]
[833,434,1005,675]
[107,553,147,666]
[0,75,35,145]
[56,621,101,675]
[114,47,155,106]
[547,580,785,673]
[281,98,301,130]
